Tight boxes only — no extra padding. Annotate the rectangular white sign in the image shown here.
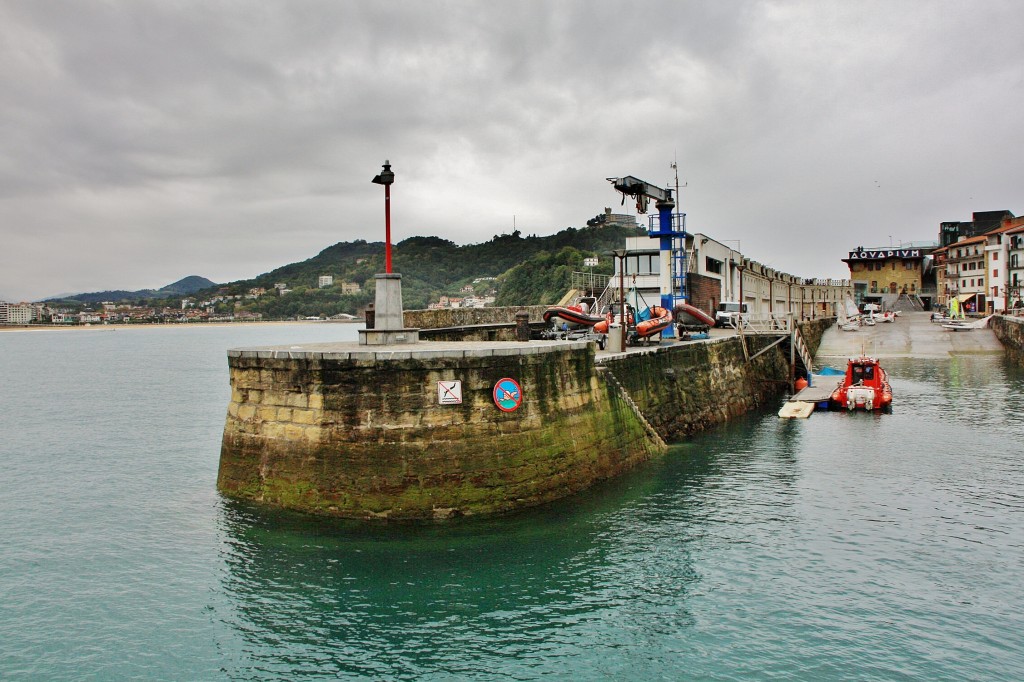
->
[437,380,462,405]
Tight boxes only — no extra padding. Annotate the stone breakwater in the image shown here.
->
[218,341,662,520]
[217,320,829,520]
[602,335,790,442]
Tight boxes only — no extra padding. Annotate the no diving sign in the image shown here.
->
[437,380,463,405]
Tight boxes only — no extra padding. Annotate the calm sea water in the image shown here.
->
[2,324,1023,681]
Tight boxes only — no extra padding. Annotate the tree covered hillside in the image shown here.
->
[213,223,640,317]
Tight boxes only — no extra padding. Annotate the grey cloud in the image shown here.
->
[1,0,1022,301]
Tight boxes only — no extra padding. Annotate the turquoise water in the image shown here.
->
[2,325,1023,680]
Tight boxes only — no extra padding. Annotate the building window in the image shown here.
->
[993,252,999,261]
[994,269,999,279]
[905,261,914,270]
[704,256,723,275]
[626,254,660,275]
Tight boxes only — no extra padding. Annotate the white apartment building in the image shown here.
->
[947,235,987,313]
[0,302,34,324]
[1008,226,1024,309]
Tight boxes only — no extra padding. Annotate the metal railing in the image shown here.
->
[570,271,612,296]
[731,314,794,333]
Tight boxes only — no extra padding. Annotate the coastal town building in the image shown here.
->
[0,302,34,324]
[985,223,1016,313]
[318,275,334,288]
[842,243,938,308]
[586,207,640,229]
[946,235,987,313]
[940,210,1017,247]
[932,244,950,308]
[937,215,1024,313]
[1009,225,1024,310]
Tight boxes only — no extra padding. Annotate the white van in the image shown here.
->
[714,301,748,327]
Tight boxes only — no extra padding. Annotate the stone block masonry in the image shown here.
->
[992,315,1024,366]
[218,341,664,520]
[600,335,791,442]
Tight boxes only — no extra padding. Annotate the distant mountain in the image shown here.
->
[158,276,217,295]
[45,276,217,305]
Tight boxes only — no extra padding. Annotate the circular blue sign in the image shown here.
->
[492,378,523,412]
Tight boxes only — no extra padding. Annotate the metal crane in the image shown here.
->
[607,174,690,321]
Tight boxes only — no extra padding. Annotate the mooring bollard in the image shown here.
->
[515,311,530,342]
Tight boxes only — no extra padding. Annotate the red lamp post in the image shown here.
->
[371,160,395,273]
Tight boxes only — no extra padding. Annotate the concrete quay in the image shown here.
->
[815,311,1004,360]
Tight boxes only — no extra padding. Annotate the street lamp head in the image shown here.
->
[612,248,627,259]
[372,160,395,185]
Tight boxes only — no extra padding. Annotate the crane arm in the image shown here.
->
[607,176,673,213]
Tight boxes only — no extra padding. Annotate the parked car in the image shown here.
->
[714,301,748,328]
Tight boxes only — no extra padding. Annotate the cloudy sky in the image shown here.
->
[2,1,1022,301]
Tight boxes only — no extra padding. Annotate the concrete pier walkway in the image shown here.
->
[815,311,1004,359]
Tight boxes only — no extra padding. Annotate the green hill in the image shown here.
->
[209,224,640,318]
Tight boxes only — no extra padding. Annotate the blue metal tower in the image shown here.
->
[608,175,690,315]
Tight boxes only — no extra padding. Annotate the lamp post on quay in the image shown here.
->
[371,160,396,273]
[359,160,419,346]
[613,248,627,352]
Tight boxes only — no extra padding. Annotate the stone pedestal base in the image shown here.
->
[359,272,419,346]
[358,328,420,345]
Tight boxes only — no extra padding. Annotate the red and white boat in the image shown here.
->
[829,355,893,412]
[542,297,603,330]
[592,305,671,343]
[634,305,673,339]
[673,302,715,331]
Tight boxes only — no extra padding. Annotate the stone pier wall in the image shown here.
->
[597,320,831,443]
[218,322,830,521]
[992,315,1024,366]
[600,335,791,442]
[797,317,833,355]
[218,342,662,520]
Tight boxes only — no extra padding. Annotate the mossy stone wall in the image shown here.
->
[599,336,791,442]
[218,344,663,520]
[992,315,1024,366]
